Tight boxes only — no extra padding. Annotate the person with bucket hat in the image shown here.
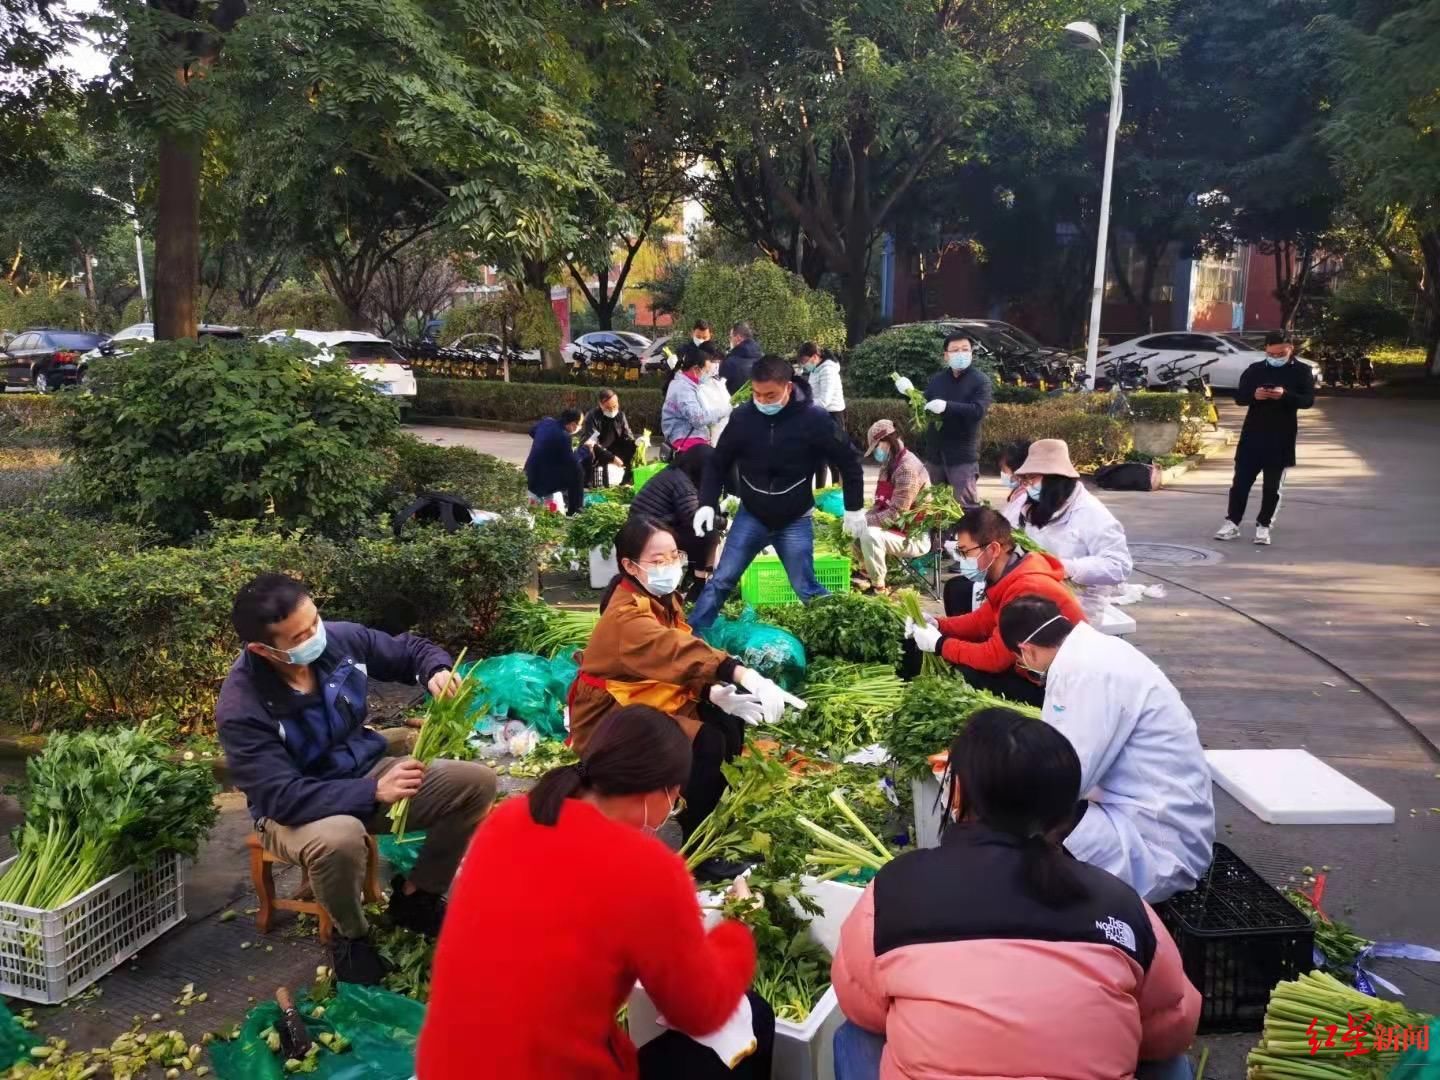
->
[1215,331,1315,546]
[1008,438,1132,612]
[851,419,932,594]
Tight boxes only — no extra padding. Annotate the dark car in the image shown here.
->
[2,328,105,392]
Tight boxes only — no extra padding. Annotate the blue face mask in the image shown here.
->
[271,618,327,666]
[1025,482,1043,501]
[755,396,786,416]
[874,446,890,464]
[1001,472,1017,490]
[1265,355,1288,368]
[640,563,684,597]
[947,351,972,372]
[957,555,987,583]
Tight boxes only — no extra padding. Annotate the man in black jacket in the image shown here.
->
[718,321,763,395]
[894,331,993,508]
[216,574,497,984]
[577,388,637,485]
[1215,332,1315,546]
[689,354,865,630]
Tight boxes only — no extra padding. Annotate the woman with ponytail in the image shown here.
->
[419,706,773,1079]
[829,709,1201,1080]
[575,516,802,842]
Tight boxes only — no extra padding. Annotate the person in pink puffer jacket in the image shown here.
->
[831,709,1202,1080]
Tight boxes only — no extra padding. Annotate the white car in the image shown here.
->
[78,322,246,366]
[561,330,651,365]
[443,332,541,364]
[1099,331,1321,391]
[257,329,417,398]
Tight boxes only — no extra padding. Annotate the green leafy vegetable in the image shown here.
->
[1283,887,1373,983]
[880,675,1042,776]
[896,484,967,538]
[492,597,599,658]
[0,728,218,909]
[757,592,905,666]
[894,589,951,678]
[771,660,905,755]
[730,381,753,405]
[565,500,631,558]
[891,370,937,434]
[390,653,482,839]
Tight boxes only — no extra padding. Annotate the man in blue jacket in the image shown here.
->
[216,573,497,984]
[689,354,866,630]
[894,331,993,508]
[523,408,586,515]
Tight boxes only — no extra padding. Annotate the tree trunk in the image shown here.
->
[154,134,201,340]
[522,257,563,371]
[595,268,613,330]
[75,242,96,309]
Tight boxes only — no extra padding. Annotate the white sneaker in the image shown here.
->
[1214,521,1241,541]
[1254,525,1272,546]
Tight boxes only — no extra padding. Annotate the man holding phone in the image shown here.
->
[1215,331,1315,546]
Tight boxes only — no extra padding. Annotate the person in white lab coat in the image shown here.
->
[1007,439,1133,612]
[997,595,1215,902]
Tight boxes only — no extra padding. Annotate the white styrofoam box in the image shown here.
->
[1097,603,1136,637]
[0,853,186,1004]
[628,879,864,1080]
[1206,749,1395,825]
[588,547,619,588]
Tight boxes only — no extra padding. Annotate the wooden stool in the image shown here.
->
[246,832,384,943]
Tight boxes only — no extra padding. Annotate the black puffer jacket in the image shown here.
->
[629,464,698,533]
[699,377,863,528]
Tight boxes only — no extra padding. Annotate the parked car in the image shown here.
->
[561,330,651,365]
[2,328,105,391]
[443,332,542,364]
[256,329,417,398]
[78,322,247,367]
[1099,331,1321,391]
[637,334,675,372]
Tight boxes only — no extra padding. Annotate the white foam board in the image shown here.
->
[1205,749,1394,825]
[1097,603,1136,637]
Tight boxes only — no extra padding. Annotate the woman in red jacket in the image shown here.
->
[417,705,771,1080]
[830,709,1201,1080]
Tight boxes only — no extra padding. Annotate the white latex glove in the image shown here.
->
[924,398,948,415]
[709,684,766,726]
[693,506,716,537]
[842,509,868,538]
[737,669,806,726]
[905,616,942,654]
[922,612,940,628]
[893,375,915,396]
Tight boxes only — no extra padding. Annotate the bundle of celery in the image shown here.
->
[879,675,1042,776]
[632,429,651,470]
[0,728,217,909]
[799,790,895,881]
[681,746,791,872]
[494,597,599,658]
[1247,970,1433,1078]
[1284,888,1374,983]
[896,485,966,538]
[890,371,935,433]
[895,589,950,678]
[730,381,753,405]
[773,660,905,754]
[389,651,482,839]
[718,879,829,1023]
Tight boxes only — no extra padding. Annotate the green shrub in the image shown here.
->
[0,447,63,508]
[0,512,540,735]
[1127,391,1187,424]
[416,379,665,433]
[384,437,527,512]
[978,401,1132,471]
[253,280,346,332]
[845,323,997,397]
[0,394,67,448]
[677,259,845,355]
[66,339,401,540]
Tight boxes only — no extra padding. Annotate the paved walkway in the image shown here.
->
[408,397,1440,1077]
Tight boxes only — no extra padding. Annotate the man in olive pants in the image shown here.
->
[217,573,497,985]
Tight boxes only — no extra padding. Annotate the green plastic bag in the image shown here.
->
[1393,1018,1440,1077]
[460,653,572,740]
[815,487,846,518]
[211,983,424,1080]
[697,608,807,691]
[0,1003,38,1070]
[377,831,427,877]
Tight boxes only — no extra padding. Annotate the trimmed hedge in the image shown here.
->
[0,512,541,736]
[383,437,528,512]
[417,379,1136,471]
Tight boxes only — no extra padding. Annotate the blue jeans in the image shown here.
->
[832,1022,1195,1080]
[688,508,828,630]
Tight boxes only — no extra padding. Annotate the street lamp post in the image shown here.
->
[91,179,150,323]
[1064,12,1126,389]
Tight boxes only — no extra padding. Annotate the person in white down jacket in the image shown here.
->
[997,595,1215,902]
[1003,438,1133,610]
[800,343,847,488]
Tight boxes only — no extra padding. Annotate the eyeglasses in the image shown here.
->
[954,543,987,559]
[640,551,689,570]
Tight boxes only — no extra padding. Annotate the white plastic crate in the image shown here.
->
[0,852,186,1004]
[628,879,864,1080]
[588,546,619,588]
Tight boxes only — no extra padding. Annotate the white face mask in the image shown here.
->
[642,791,681,834]
[692,336,705,348]
[602,407,619,419]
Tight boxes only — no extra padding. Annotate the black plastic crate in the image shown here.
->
[1157,843,1314,1033]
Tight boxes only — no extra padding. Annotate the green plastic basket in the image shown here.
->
[739,553,852,606]
[633,462,664,491]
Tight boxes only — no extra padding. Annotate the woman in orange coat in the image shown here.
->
[571,516,802,838]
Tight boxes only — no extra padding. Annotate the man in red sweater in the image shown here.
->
[907,507,1086,706]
